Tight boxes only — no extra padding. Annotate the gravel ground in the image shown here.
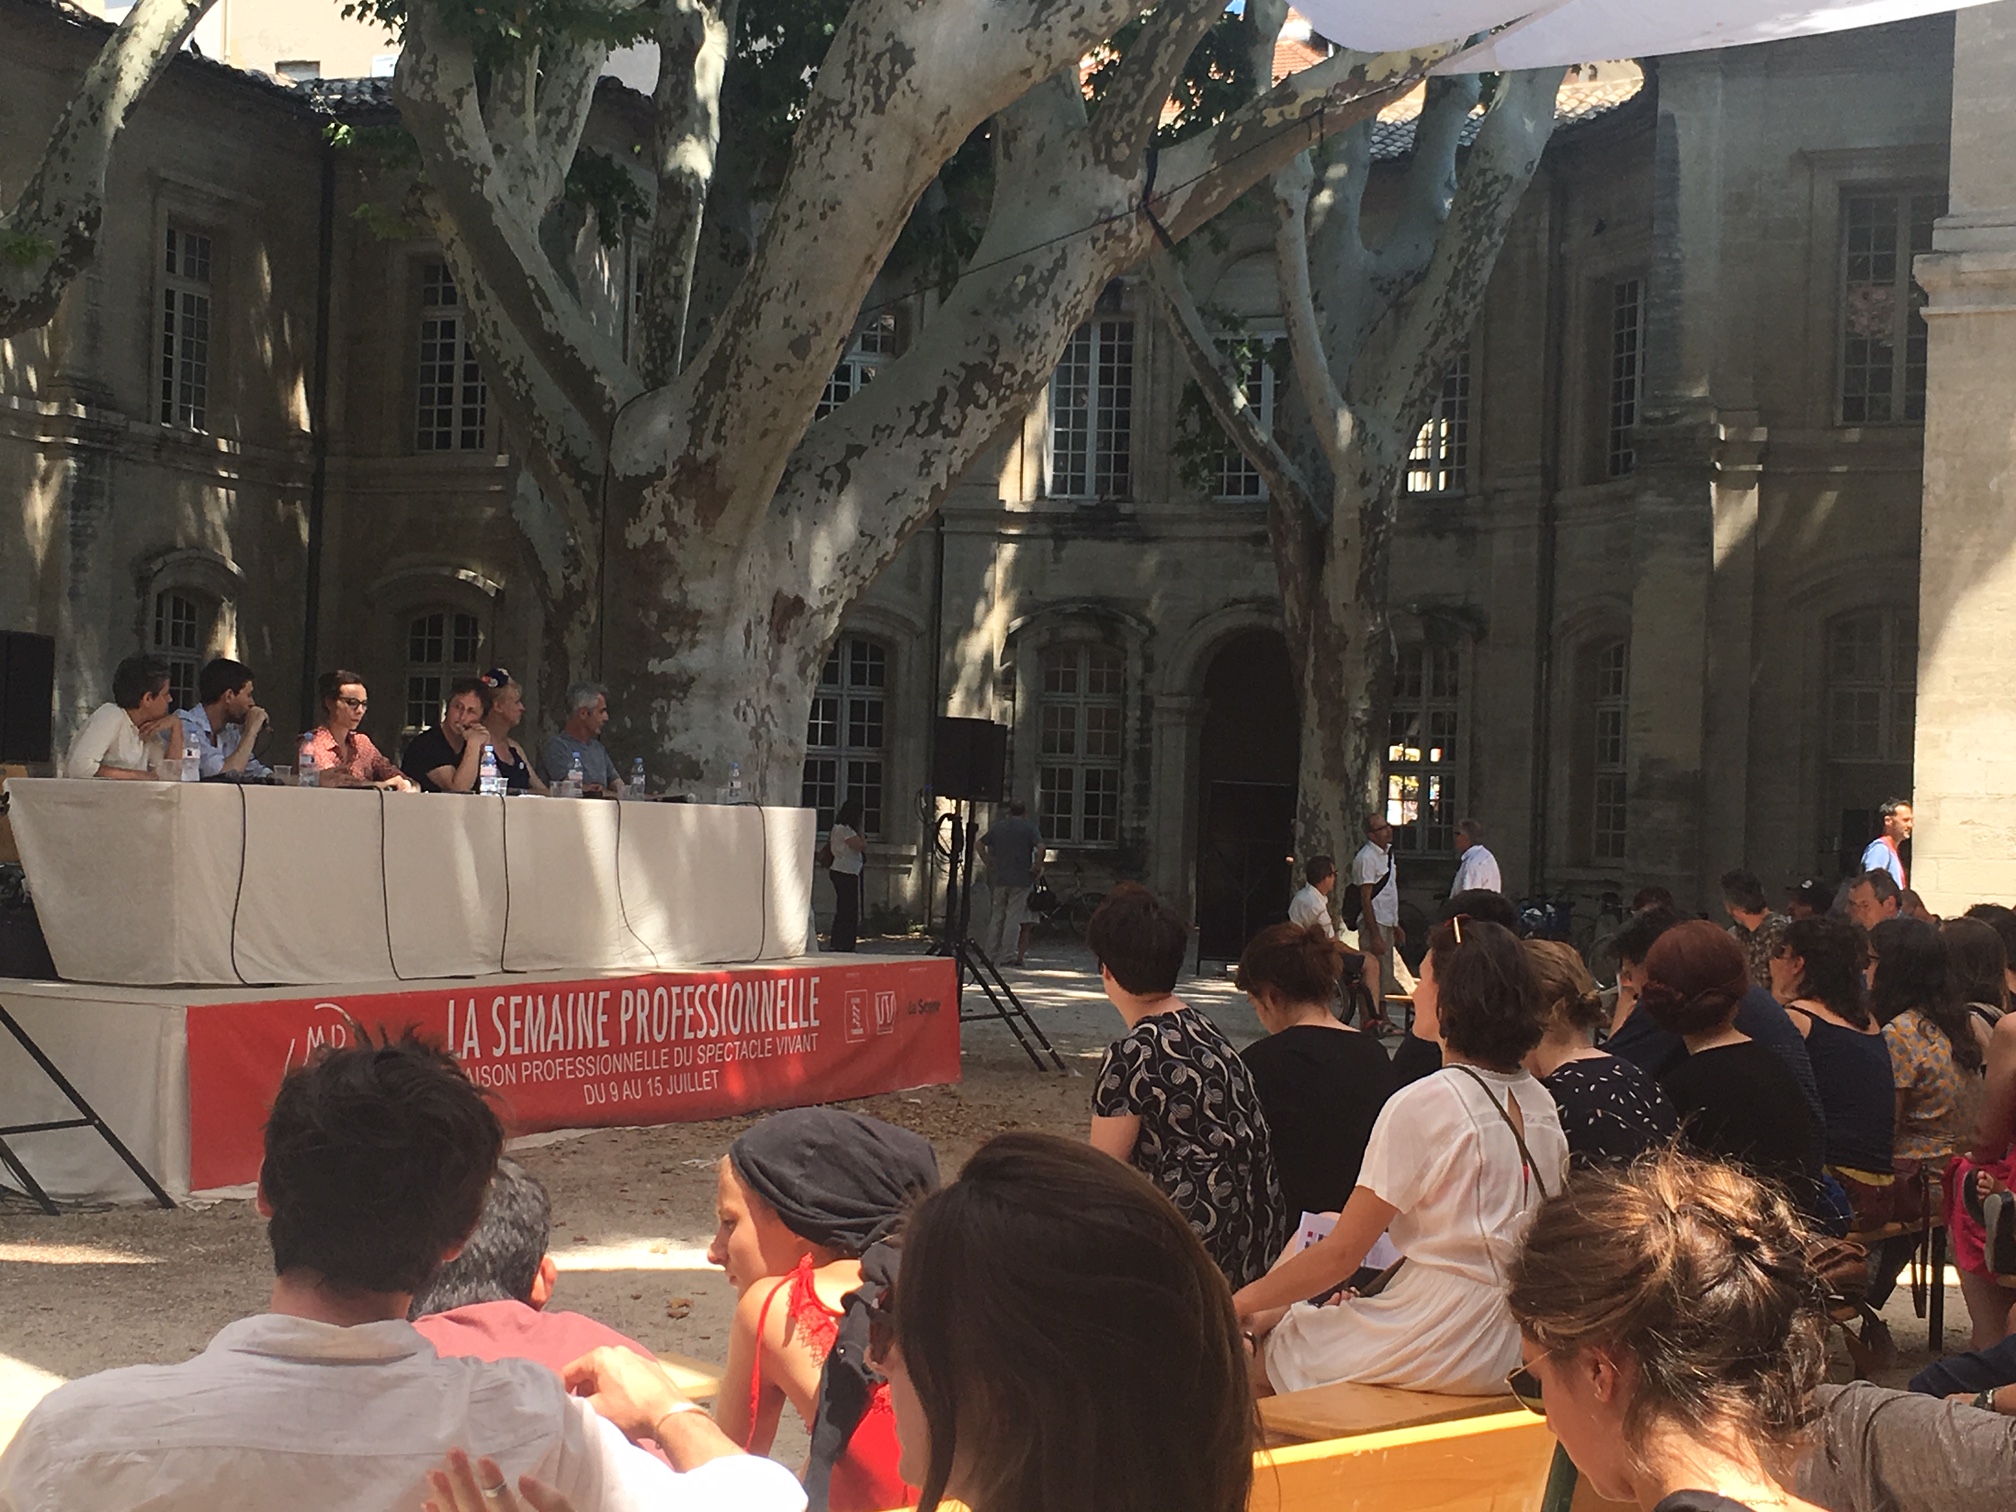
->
[0,940,1960,1458]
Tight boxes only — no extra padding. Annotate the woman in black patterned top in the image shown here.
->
[1087,885,1290,1288]
[1525,940,1677,1165]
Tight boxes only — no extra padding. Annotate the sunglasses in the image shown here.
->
[1506,1365,1544,1415]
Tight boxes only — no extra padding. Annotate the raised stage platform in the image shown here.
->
[0,954,960,1202]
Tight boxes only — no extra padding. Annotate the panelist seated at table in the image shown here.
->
[306,669,418,791]
[178,656,273,781]
[477,667,548,794]
[401,678,495,794]
[541,680,623,796]
[62,653,183,780]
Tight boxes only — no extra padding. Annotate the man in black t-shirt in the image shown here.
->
[400,679,491,793]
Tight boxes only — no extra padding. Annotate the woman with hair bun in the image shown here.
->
[1523,940,1676,1166]
[1506,1151,1829,1512]
[1233,917,1567,1396]
[1643,921,1827,1221]
[1236,922,1395,1216]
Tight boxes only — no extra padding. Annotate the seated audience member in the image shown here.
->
[307,670,417,790]
[431,1132,1255,1512]
[1846,868,1903,931]
[0,1034,802,1512]
[542,681,623,794]
[1389,887,1521,1090]
[708,1108,939,1512]
[1524,939,1676,1165]
[1631,885,1675,913]
[411,1157,654,1372]
[62,653,180,779]
[178,657,271,779]
[1797,1380,2016,1512]
[1721,868,1788,990]
[477,668,547,793]
[1787,878,1831,921]
[1235,917,1567,1397]
[1946,914,2013,1027]
[1089,884,1290,1288]
[1900,888,1938,925]
[1235,923,1395,1216]
[1641,922,1828,1223]
[1506,1153,1830,1512]
[1607,905,1824,1123]
[1287,855,1339,938]
[1962,901,2016,1001]
[402,679,493,793]
[1941,928,2016,1350]
[1768,916,1894,1225]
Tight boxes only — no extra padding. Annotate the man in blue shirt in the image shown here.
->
[1859,797,1911,889]
[178,658,271,780]
[541,681,623,795]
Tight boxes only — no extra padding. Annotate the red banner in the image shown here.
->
[186,957,961,1191]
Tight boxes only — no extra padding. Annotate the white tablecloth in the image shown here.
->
[3,780,812,986]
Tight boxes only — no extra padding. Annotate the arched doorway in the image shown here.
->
[1194,629,1299,963]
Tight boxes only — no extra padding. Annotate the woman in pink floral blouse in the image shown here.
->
[306,669,416,791]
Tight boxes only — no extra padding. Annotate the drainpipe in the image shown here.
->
[1527,161,1570,891]
[300,135,336,724]
[922,511,946,930]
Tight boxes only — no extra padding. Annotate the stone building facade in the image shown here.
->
[0,0,1981,941]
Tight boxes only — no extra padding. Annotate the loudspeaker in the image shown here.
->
[932,717,1008,803]
[0,632,55,764]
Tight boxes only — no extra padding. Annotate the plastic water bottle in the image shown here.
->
[628,757,646,799]
[298,734,319,787]
[565,750,585,798]
[180,740,200,783]
[479,742,501,796]
[727,761,743,803]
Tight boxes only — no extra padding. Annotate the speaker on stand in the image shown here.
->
[928,716,1061,1072]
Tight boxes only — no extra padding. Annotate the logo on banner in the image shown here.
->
[874,991,897,1034]
[845,990,869,1043]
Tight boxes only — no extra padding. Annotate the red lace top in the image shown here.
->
[749,1256,912,1512]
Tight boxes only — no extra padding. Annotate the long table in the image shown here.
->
[3,779,813,986]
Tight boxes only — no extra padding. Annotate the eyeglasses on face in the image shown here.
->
[1506,1364,1544,1415]
[336,696,368,710]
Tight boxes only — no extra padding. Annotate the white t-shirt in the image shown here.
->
[1350,841,1399,927]
[827,822,866,875]
[1451,844,1503,895]
[1287,884,1336,938]
[63,702,155,779]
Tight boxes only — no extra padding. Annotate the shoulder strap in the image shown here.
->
[1450,1065,1553,1201]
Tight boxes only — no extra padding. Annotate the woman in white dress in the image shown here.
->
[1233,915,1568,1396]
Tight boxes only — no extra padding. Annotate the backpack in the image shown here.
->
[1339,849,1392,932]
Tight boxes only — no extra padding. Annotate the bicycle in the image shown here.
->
[1029,861,1106,940]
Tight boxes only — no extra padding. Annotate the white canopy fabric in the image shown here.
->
[1291,0,1996,70]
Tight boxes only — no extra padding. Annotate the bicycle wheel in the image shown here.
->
[1066,892,1106,936]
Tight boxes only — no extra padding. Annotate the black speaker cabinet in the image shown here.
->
[931,717,1008,803]
[0,632,55,764]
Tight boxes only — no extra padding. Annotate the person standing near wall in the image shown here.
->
[979,800,1043,967]
[826,797,868,953]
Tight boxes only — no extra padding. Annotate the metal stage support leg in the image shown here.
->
[0,1001,175,1212]
[933,800,1065,1073]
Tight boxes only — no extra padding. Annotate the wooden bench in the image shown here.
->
[1260,1380,1516,1446]
[1251,1411,1585,1512]
[1844,1217,1949,1351]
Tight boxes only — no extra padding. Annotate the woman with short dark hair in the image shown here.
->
[1506,1152,1829,1512]
[1233,916,1567,1396]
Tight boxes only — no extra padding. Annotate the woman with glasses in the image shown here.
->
[1232,915,1567,1396]
[1504,1151,1828,1512]
[305,669,415,790]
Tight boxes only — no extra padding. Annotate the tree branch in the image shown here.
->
[639,0,737,386]
[1273,151,1358,476]
[0,0,214,336]
[1145,248,1322,608]
[1375,74,1481,283]
[1090,0,1229,173]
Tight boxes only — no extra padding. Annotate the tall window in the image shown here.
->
[404,610,481,735]
[1827,610,1916,763]
[1213,339,1281,501]
[1037,643,1123,845]
[1408,349,1472,495]
[802,637,887,837]
[1607,279,1642,478]
[416,261,488,451]
[1591,640,1629,861]
[152,590,205,709]
[1385,645,1459,855]
[1049,321,1133,500]
[160,226,213,430]
[1840,193,1943,424]
[817,312,898,419]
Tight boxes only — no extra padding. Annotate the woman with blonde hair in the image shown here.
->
[1505,1151,1829,1512]
[1523,939,1675,1166]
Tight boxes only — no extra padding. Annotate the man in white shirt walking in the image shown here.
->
[1350,814,1402,1027]
[1288,855,1339,938]
[0,1035,805,1512]
[1450,819,1503,895]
